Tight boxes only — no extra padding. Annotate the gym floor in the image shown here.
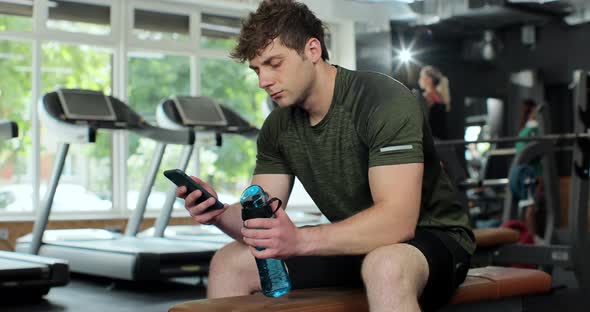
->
[522,268,587,312]
[2,275,206,312]
[2,268,586,312]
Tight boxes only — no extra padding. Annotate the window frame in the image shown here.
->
[0,0,352,221]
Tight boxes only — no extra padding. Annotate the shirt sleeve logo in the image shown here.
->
[380,145,413,153]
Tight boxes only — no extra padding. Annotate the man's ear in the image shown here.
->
[305,37,323,63]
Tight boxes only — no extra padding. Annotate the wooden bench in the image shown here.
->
[169,266,551,311]
[169,228,545,311]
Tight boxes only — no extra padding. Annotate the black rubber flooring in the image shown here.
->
[1,274,207,312]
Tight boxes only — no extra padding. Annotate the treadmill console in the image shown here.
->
[172,96,227,127]
[57,89,117,122]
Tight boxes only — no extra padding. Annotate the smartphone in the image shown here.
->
[163,169,225,211]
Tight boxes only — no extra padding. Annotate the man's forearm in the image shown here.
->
[298,203,417,256]
[212,202,245,241]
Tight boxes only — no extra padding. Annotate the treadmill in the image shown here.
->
[15,89,223,281]
[0,120,69,299]
[142,96,326,244]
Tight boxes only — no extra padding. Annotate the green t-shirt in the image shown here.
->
[254,66,475,255]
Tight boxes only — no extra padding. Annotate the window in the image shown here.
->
[133,9,189,42]
[0,40,32,213]
[40,42,113,212]
[127,52,190,211]
[464,125,490,179]
[0,0,33,32]
[200,13,240,50]
[0,2,350,220]
[47,0,110,35]
[325,31,335,61]
[199,58,266,201]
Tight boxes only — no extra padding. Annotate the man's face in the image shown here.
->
[249,38,315,107]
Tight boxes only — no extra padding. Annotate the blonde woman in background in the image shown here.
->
[419,65,451,140]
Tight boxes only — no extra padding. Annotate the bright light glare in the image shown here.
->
[399,49,412,63]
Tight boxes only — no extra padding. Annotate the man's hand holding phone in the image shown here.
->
[164,169,229,225]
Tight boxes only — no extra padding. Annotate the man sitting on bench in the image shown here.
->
[175,1,475,311]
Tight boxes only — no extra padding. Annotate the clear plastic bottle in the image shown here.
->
[240,185,291,297]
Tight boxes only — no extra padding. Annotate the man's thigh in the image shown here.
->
[284,227,470,310]
[405,228,471,310]
[285,253,365,289]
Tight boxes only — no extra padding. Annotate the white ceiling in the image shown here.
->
[162,0,417,25]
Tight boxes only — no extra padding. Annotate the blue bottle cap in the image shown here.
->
[240,185,262,203]
[240,184,269,209]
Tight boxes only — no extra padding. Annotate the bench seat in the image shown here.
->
[169,266,551,312]
[473,227,520,248]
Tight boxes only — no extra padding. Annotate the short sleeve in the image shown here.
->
[365,91,424,167]
[253,110,293,175]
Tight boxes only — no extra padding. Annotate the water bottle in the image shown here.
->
[240,185,291,297]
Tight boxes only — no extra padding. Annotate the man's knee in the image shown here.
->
[361,244,428,293]
[208,241,261,295]
[362,245,406,284]
[210,241,254,278]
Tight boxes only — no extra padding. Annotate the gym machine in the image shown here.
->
[16,90,223,281]
[0,120,69,299]
[436,70,590,292]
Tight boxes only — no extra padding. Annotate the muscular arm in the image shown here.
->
[214,174,294,241]
[298,163,423,256]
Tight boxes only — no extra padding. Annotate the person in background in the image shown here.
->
[514,98,544,242]
[418,65,451,140]
[515,99,540,152]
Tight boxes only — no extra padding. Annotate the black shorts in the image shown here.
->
[284,227,471,311]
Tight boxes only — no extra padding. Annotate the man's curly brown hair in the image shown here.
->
[230,0,329,63]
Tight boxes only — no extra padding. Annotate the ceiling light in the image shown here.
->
[399,49,413,63]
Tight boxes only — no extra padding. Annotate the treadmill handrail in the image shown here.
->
[129,123,194,145]
[40,96,96,144]
[43,90,195,145]
[158,97,260,136]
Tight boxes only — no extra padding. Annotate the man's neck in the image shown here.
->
[300,63,337,126]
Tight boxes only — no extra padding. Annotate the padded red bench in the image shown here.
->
[169,266,551,312]
[473,227,520,247]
